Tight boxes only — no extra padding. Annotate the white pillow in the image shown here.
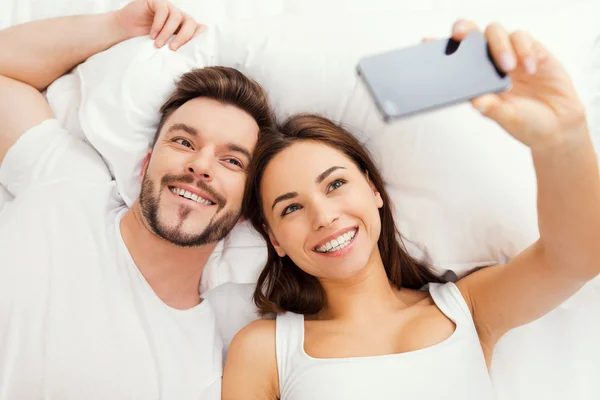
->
[46,1,600,287]
[215,2,600,278]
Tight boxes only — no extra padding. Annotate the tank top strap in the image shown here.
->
[275,312,305,390]
[428,282,475,329]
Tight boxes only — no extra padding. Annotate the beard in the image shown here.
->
[139,173,241,247]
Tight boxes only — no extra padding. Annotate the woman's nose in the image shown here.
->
[311,200,340,231]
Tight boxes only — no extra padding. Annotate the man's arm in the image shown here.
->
[0,12,127,165]
[0,12,132,91]
[0,0,202,164]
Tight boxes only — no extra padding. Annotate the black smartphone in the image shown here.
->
[356,32,511,122]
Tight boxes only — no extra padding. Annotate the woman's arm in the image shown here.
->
[222,320,280,400]
[451,20,600,347]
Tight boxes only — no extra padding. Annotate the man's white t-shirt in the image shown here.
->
[0,120,223,399]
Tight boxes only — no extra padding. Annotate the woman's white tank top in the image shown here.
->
[275,282,495,400]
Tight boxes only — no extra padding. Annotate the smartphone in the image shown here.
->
[356,32,511,122]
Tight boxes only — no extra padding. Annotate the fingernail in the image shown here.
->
[473,99,490,113]
[150,31,157,39]
[475,103,488,113]
[155,39,163,47]
[454,23,466,34]
[524,57,537,74]
[499,52,516,72]
[170,43,178,51]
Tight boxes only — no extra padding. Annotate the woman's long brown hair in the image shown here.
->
[243,114,443,315]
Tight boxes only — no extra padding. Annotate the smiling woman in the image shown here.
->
[222,19,600,400]
[243,114,443,315]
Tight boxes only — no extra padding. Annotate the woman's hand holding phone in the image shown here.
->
[452,19,588,149]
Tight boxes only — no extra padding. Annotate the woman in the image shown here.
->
[222,20,600,399]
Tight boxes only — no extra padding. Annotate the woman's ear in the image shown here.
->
[264,224,287,257]
[365,171,384,209]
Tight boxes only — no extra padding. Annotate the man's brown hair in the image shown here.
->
[152,66,273,147]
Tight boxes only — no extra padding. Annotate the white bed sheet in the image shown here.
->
[1,1,600,400]
[0,186,10,214]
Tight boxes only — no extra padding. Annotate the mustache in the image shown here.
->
[161,174,226,207]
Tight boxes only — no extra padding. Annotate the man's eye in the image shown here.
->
[173,138,193,149]
[327,179,346,192]
[282,204,301,217]
[226,158,243,168]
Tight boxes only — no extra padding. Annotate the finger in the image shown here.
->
[472,93,520,132]
[150,0,169,40]
[170,15,197,50]
[422,37,436,43]
[155,6,183,47]
[486,22,517,73]
[190,24,208,41]
[510,30,537,75]
[451,19,481,41]
[531,39,554,69]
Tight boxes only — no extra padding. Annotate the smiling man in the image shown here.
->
[0,1,272,398]
[137,96,259,249]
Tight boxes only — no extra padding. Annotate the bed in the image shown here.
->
[1,0,600,398]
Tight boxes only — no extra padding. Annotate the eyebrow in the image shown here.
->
[270,166,346,211]
[167,123,198,136]
[225,142,252,162]
[271,191,299,211]
[316,166,345,184]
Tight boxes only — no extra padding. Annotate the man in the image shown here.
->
[0,0,272,398]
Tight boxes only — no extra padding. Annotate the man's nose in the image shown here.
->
[186,152,213,182]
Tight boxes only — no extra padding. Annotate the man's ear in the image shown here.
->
[264,224,286,257]
[366,171,384,209]
[140,151,152,183]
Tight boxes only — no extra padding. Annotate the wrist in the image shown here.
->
[530,123,591,157]
[108,10,137,42]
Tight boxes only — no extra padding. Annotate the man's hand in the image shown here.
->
[114,0,205,51]
[0,0,206,163]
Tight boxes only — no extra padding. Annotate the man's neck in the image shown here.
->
[119,201,217,310]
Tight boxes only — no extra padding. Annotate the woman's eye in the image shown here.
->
[173,138,193,149]
[328,179,346,192]
[282,204,301,217]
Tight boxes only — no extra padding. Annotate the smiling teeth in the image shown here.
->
[316,229,357,253]
[170,187,214,205]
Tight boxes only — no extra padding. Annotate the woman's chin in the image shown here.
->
[315,260,372,282]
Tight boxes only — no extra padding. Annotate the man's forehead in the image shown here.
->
[163,98,259,145]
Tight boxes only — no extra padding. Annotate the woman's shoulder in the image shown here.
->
[230,312,306,357]
[231,318,277,352]
[227,319,278,380]
[224,317,279,399]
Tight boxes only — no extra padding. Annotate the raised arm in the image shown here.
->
[0,0,202,163]
[451,20,600,349]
